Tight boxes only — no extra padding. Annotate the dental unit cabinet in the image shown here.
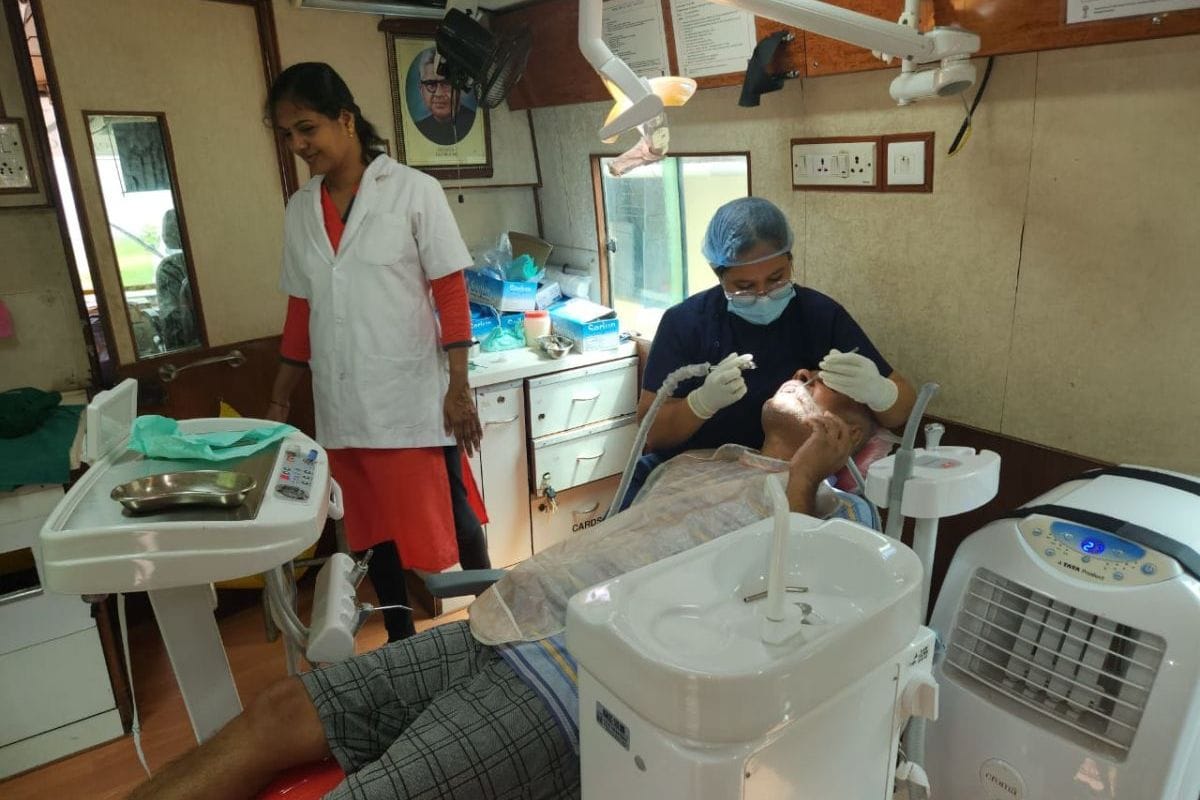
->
[568,513,939,799]
[39,380,338,742]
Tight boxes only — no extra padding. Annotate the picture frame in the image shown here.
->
[383,21,493,180]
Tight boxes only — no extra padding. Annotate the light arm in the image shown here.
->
[705,0,977,64]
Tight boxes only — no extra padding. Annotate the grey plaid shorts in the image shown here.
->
[300,620,580,800]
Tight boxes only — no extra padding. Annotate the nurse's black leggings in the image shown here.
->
[365,445,491,642]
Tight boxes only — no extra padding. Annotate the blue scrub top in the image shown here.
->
[642,284,891,456]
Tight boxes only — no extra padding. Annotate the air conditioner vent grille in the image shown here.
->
[944,568,1164,760]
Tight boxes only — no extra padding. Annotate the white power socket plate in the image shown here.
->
[792,141,876,188]
[0,122,32,190]
[887,140,926,186]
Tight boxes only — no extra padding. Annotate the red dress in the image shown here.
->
[280,184,486,571]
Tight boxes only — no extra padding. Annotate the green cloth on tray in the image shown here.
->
[128,415,297,461]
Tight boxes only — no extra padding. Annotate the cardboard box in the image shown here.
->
[508,232,553,269]
[466,269,538,313]
[549,297,620,352]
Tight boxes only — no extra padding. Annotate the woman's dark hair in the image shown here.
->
[267,62,386,165]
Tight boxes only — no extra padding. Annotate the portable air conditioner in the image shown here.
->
[924,466,1200,799]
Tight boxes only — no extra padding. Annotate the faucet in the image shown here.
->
[761,478,809,645]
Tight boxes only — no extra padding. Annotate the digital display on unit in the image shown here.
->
[1049,521,1145,562]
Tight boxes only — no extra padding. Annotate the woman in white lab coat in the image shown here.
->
[264,62,489,641]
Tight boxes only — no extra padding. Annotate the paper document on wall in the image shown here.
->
[604,0,671,78]
[669,0,757,78]
[1065,0,1199,23]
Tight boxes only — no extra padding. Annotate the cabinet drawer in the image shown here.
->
[0,628,115,748]
[530,475,619,553]
[527,357,638,438]
[530,415,637,495]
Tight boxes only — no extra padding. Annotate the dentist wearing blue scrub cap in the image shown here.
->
[633,197,915,489]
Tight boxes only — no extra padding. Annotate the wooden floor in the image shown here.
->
[0,583,465,800]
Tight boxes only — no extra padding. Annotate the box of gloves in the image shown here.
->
[548,297,620,352]
[466,269,538,313]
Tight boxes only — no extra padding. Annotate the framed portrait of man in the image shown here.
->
[384,25,493,179]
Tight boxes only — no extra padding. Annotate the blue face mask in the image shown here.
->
[727,285,795,325]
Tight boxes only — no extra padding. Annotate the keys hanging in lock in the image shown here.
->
[539,472,558,514]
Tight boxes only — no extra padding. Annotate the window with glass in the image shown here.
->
[595,153,750,336]
[86,113,203,358]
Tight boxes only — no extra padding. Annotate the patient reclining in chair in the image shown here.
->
[128,370,877,800]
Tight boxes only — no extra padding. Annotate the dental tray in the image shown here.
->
[111,471,257,514]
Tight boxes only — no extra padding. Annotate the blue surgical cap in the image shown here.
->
[701,197,794,269]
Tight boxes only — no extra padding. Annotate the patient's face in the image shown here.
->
[762,369,868,451]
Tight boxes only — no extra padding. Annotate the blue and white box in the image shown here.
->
[466,269,538,313]
[548,298,620,352]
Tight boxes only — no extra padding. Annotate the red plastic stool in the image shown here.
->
[256,760,346,799]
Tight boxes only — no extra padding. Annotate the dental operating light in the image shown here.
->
[578,0,980,140]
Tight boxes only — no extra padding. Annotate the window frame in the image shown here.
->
[591,151,752,315]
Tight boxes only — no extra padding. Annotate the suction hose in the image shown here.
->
[606,361,714,519]
[882,382,940,541]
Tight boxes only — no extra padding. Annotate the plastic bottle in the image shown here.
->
[524,310,551,342]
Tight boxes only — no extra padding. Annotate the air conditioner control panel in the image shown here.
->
[1019,515,1181,586]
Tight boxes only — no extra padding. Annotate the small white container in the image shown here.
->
[524,310,551,341]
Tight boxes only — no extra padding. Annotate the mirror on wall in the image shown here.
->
[85,113,203,359]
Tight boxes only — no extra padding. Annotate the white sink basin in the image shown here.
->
[566,514,923,743]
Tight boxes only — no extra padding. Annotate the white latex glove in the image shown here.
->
[818,349,898,412]
[686,352,750,420]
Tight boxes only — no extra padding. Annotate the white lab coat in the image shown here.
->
[280,155,471,449]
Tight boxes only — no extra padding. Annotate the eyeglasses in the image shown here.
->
[723,276,794,307]
[420,79,452,95]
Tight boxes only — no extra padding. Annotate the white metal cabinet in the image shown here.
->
[0,486,122,778]
[531,475,620,553]
[527,357,638,439]
[474,381,533,568]
[530,415,638,496]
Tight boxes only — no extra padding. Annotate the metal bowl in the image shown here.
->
[538,334,573,359]
[111,471,257,514]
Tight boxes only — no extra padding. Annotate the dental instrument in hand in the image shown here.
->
[804,347,858,387]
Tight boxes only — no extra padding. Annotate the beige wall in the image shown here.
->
[531,36,1200,473]
[0,4,90,392]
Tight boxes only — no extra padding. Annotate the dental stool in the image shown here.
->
[256,760,345,799]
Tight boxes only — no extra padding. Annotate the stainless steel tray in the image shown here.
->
[111,471,258,514]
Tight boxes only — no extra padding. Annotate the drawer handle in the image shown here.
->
[0,586,44,606]
[484,414,520,426]
[576,451,605,461]
[571,390,601,402]
[573,502,601,518]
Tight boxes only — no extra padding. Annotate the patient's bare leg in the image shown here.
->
[126,677,331,800]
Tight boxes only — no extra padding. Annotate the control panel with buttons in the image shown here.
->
[274,447,317,502]
[1019,514,1180,585]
